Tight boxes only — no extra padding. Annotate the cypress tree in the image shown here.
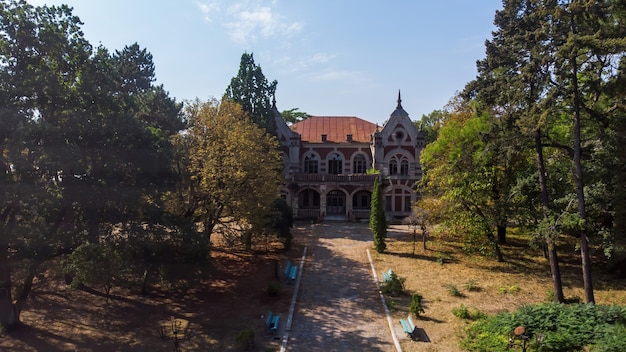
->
[370,177,387,253]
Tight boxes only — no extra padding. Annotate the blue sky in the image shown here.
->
[27,0,503,125]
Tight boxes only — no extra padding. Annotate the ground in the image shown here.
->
[0,223,624,351]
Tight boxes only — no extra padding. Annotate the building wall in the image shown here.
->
[274,98,424,221]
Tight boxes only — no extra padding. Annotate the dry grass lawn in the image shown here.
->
[374,225,626,352]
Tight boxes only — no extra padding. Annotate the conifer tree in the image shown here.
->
[370,177,387,253]
[225,52,277,134]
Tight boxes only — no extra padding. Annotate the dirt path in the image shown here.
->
[283,222,396,352]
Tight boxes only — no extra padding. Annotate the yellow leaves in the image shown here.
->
[174,98,282,223]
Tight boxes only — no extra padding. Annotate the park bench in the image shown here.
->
[265,311,280,335]
[284,260,299,285]
[399,314,418,340]
[383,268,394,282]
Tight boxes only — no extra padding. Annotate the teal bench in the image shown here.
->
[399,314,418,340]
[383,268,394,282]
[265,311,280,335]
[284,261,298,285]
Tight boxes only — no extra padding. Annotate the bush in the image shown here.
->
[381,273,405,296]
[499,284,521,295]
[235,328,255,351]
[445,284,464,297]
[461,303,626,352]
[410,293,425,318]
[464,279,481,292]
[452,304,485,321]
[452,304,471,319]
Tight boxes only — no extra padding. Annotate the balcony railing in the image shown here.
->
[293,173,379,184]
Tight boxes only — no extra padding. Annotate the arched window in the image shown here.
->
[353,154,367,174]
[303,154,318,174]
[389,159,398,175]
[328,153,343,175]
[400,159,409,176]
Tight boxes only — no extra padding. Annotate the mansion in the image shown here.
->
[273,92,425,221]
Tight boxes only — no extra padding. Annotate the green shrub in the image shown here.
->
[410,293,425,318]
[452,304,470,319]
[445,284,464,297]
[461,303,626,352]
[499,284,520,295]
[381,273,405,296]
[235,328,255,351]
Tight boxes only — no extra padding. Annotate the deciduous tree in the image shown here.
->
[169,98,282,248]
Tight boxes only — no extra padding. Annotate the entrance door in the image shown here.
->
[326,190,345,214]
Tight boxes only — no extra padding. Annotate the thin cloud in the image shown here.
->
[307,69,369,83]
[195,1,220,23]
[195,0,303,45]
[274,53,337,74]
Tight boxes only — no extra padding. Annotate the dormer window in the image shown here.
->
[346,134,353,142]
[321,134,327,142]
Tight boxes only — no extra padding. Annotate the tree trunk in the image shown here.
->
[0,243,18,329]
[536,129,564,303]
[496,225,507,245]
[572,59,595,304]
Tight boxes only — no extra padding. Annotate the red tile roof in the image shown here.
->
[290,116,378,143]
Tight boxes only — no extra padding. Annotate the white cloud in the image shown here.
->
[195,0,303,45]
[195,1,220,23]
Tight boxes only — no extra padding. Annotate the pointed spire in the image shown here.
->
[396,90,402,109]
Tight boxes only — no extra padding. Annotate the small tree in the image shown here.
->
[370,177,387,253]
[410,293,425,318]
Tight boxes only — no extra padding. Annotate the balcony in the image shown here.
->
[293,173,379,185]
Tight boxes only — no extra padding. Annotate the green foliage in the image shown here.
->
[461,303,626,352]
[445,284,464,297]
[235,328,256,351]
[370,177,387,253]
[452,304,486,321]
[62,242,128,301]
[0,0,185,322]
[417,109,446,145]
[265,198,294,243]
[452,304,471,319]
[499,284,520,295]
[381,272,405,296]
[225,52,277,133]
[280,108,310,124]
[410,293,425,318]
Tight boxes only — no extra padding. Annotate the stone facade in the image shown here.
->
[273,93,425,221]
